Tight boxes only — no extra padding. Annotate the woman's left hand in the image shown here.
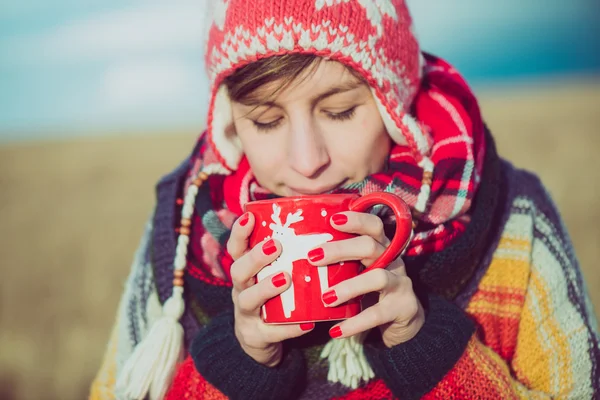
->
[307,211,425,348]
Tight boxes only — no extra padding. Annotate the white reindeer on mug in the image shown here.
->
[257,204,334,319]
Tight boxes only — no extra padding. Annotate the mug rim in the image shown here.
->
[244,193,360,207]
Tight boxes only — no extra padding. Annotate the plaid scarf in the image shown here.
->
[184,54,486,286]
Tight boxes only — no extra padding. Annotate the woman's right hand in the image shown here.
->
[227,212,315,367]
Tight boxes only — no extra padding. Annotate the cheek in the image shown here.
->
[233,121,287,186]
[331,111,390,173]
[235,121,276,159]
[361,116,371,131]
[355,111,388,150]
[243,140,281,172]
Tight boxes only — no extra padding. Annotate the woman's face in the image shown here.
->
[231,60,394,197]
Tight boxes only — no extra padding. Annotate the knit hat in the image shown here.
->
[204,0,431,172]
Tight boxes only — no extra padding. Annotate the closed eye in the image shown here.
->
[325,106,357,121]
[252,118,282,132]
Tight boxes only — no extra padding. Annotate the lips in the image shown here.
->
[287,181,345,196]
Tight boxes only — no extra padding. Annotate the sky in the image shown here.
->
[0,0,599,140]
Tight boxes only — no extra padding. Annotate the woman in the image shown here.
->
[90,1,599,399]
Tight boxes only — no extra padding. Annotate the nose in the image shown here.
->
[287,120,330,178]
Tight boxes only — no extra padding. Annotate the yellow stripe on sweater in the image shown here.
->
[466,230,530,319]
[513,251,574,395]
[89,320,118,400]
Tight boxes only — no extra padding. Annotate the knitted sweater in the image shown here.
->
[90,134,600,399]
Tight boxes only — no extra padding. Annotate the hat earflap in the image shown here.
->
[371,88,434,214]
[209,84,243,171]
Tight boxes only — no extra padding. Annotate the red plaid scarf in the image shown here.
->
[184,54,486,285]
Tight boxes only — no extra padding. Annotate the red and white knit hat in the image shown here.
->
[204,0,431,172]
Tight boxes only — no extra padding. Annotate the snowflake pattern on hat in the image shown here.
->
[316,0,398,36]
[211,0,230,30]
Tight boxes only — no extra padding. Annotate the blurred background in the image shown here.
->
[1,0,599,399]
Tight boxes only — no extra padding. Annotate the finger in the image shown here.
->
[330,212,388,245]
[230,238,281,290]
[227,212,255,260]
[328,302,395,339]
[236,271,291,315]
[235,318,315,351]
[321,268,397,307]
[258,321,316,345]
[307,235,385,266]
[385,256,407,276]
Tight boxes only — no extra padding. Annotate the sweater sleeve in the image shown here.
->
[190,311,306,399]
[366,195,600,399]
[364,294,475,400]
[190,310,307,400]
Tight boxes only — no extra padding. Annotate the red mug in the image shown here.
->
[244,193,412,324]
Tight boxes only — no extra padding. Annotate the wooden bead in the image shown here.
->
[193,178,204,187]
[422,171,433,186]
[198,171,209,181]
[181,218,191,227]
[180,226,190,236]
[173,270,185,278]
[173,278,184,287]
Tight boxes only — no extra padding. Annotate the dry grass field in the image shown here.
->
[1,79,599,399]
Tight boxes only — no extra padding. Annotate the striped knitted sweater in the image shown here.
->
[90,135,599,399]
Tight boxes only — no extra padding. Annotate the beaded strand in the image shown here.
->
[411,159,434,230]
[172,171,209,290]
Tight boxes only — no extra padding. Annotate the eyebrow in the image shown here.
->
[241,79,364,109]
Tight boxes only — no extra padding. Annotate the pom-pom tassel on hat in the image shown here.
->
[116,169,212,400]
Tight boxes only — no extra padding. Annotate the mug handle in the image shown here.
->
[349,192,413,274]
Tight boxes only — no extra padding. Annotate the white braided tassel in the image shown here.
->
[320,332,374,389]
[115,168,218,399]
[116,288,185,400]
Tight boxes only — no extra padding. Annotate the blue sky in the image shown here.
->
[1,0,599,140]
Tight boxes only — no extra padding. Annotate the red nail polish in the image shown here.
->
[332,214,348,225]
[238,213,249,227]
[307,248,324,262]
[263,239,277,255]
[272,272,286,288]
[300,323,315,331]
[329,326,343,338]
[322,290,338,305]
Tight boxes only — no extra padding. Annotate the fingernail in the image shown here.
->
[272,272,286,288]
[331,214,348,225]
[307,248,324,262]
[263,239,277,255]
[329,326,343,338]
[300,323,315,331]
[322,290,337,305]
[238,213,249,227]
